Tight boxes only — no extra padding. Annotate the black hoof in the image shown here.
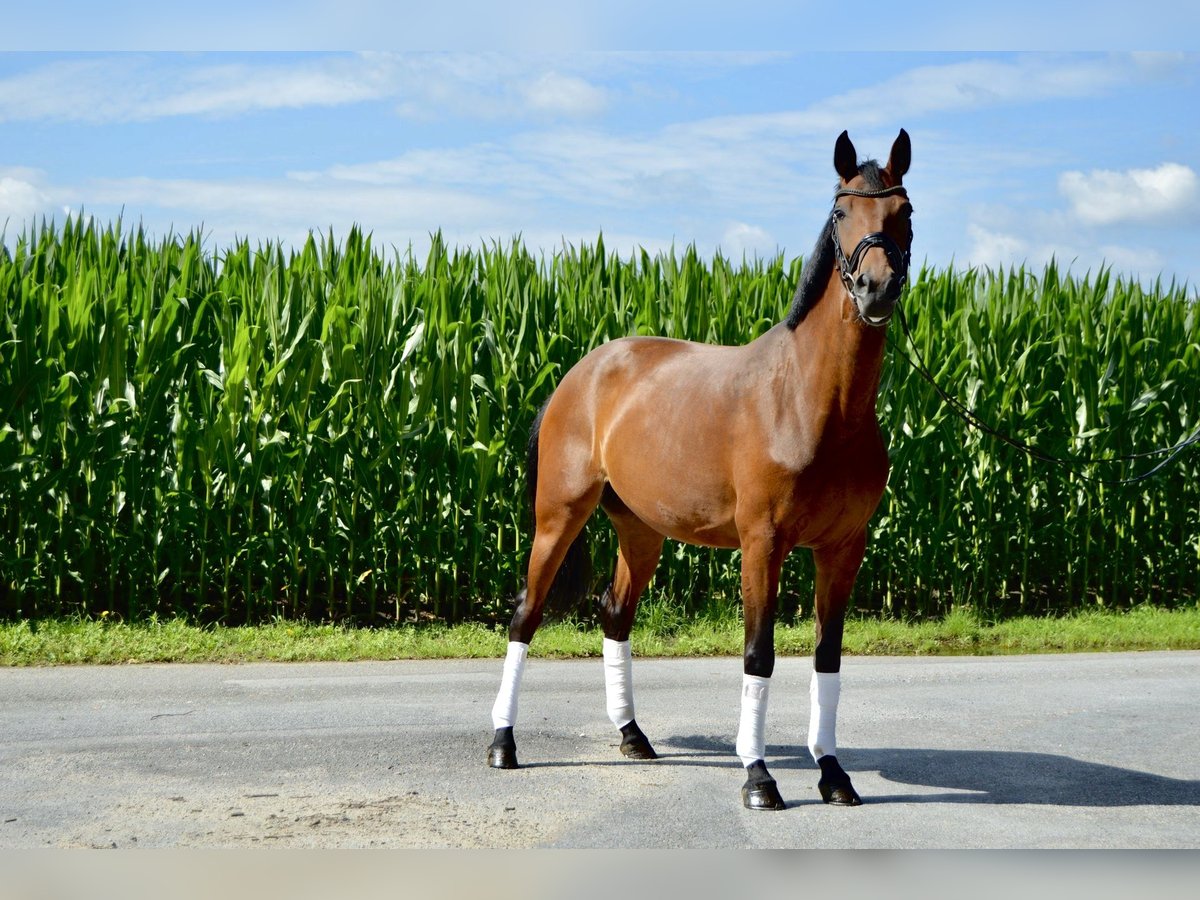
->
[817,755,862,806]
[488,726,518,769]
[741,760,786,811]
[619,719,658,760]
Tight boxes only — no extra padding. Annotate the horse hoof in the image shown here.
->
[818,782,862,806]
[741,761,786,811]
[620,736,658,760]
[619,719,658,760]
[817,755,862,806]
[742,782,786,810]
[488,746,518,769]
[488,726,518,769]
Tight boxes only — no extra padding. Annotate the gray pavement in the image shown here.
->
[1,651,1198,848]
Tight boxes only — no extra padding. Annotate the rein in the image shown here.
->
[830,182,1199,483]
[889,301,1200,486]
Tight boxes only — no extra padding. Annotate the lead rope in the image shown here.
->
[889,301,1200,486]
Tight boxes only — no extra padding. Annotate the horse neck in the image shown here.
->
[788,278,888,433]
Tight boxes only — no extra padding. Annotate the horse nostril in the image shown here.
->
[855,271,898,300]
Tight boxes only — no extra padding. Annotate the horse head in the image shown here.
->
[831,128,913,326]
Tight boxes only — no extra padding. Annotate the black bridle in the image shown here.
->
[830,185,912,317]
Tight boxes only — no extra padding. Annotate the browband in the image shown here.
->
[834,185,909,200]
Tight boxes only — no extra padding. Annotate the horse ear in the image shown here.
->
[886,128,911,181]
[834,130,858,183]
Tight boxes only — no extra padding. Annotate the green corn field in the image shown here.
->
[1,216,1197,625]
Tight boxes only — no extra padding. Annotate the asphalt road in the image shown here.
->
[1,651,1198,848]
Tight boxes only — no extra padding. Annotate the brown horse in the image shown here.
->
[488,129,913,809]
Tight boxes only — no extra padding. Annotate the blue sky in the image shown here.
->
[2,50,1199,289]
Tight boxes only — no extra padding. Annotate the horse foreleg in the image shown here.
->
[810,533,867,805]
[737,532,787,810]
[598,514,664,760]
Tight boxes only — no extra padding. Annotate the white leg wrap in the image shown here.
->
[735,674,771,767]
[491,641,529,729]
[808,670,841,761]
[602,638,635,728]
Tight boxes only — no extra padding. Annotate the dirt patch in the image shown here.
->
[52,790,552,849]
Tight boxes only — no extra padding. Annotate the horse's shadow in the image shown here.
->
[661,735,1200,806]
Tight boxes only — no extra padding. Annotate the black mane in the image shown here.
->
[785,160,887,329]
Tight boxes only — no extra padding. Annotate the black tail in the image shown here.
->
[526,400,593,618]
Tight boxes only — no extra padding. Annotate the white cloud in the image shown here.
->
[0,177,48,217]
[686,56,1130,142]
[0,52,1133,129]
[965,223,1030,269]
[384,53,776,122]
[719,222,775,258]
[148,59,392,117]
[1096,243,1166,274]
[315,145,522,188]
[1130,52,1189,74]
[0,55,394,123]
[521,72,608,117]
[0,52,782,125]
[814,57,1119,125]
[1059,163,1199,225]
[0,59,126,122]
[79,175,509,250]
[0,53,617,124]
[313,124,813,222]
[0,169,56,230]
[964,216,1172,285]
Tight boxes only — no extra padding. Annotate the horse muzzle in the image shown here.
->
[850,271,900,326]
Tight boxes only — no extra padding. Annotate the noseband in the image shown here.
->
[830,185,912,319]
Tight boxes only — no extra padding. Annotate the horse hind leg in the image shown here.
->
[487,475,603,770]
[597,498,664,761]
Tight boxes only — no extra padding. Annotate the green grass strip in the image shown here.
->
[2,606,1198,666]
